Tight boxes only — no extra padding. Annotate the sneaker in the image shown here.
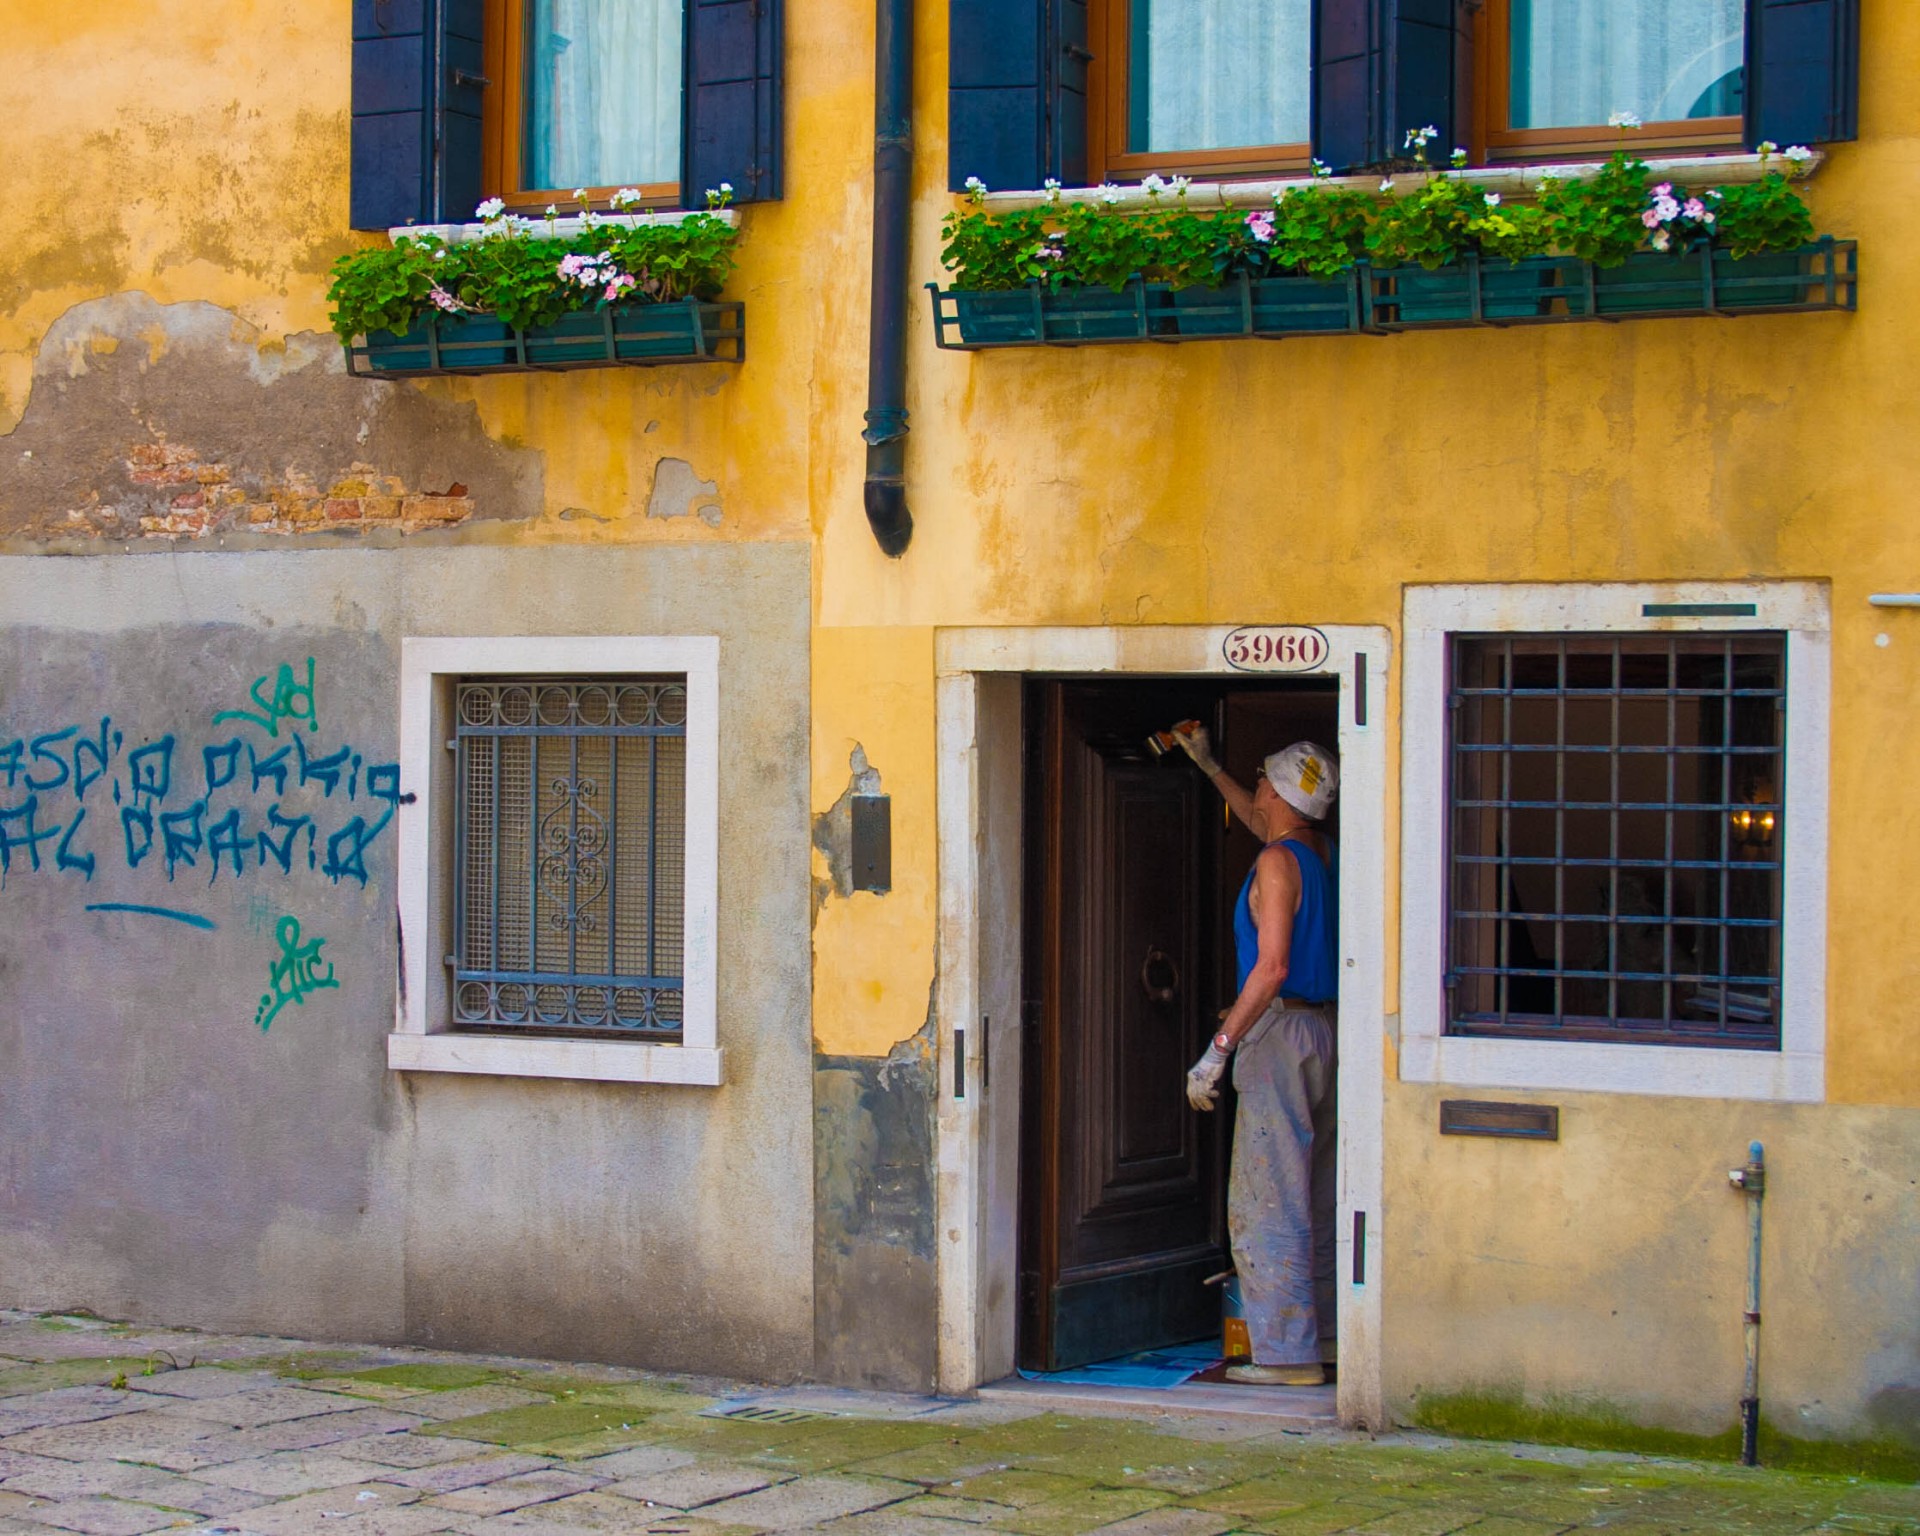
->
[1224,1363,1325,1387]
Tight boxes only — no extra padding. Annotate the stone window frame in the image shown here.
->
[389,635,723,1086]
[1400,582,1829,1104]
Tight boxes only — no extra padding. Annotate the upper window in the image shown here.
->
[486,0,685,209]
[1091,0,1311,180]
[1485,0,1746,158]
[1447,633,1785,1050]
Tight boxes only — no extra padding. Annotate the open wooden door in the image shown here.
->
[1019,680,1229,1371]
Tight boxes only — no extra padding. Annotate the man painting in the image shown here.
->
[1175,728,1339,1388]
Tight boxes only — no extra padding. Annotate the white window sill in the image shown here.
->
[388,208,739,246]
[388,1031,724,1086]
[981,151,1821,213]
[1401,1036,1822,1104]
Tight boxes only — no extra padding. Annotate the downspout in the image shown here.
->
[861,0,913,557]
[1729,1141,1767,1465]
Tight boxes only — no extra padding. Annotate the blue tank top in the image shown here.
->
[1233,837,1338,1003]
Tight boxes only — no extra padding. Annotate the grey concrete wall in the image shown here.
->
[0,543,814,1382]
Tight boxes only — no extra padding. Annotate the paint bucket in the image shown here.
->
[1220,1274,1251,1362]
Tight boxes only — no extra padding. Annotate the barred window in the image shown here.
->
[1448,634,1785,1049]
[453,676,686,1037]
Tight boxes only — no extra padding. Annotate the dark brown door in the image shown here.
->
[1020,680,1229,1371]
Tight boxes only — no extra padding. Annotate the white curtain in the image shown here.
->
[1137,0,1311,153]
[1509,0,1744,129]
[527,0,683,191]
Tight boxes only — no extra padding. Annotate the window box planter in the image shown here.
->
[346,299,745,378]
[1367,256,1585,328]
[1166,272,1362,338]
[929,241,1853,351]
[930,274,1364,349]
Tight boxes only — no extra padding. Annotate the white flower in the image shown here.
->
[719,181,733,193]
[964,174,987,194]
[610,187,643,210]
[1483,192,1501,206]
[574,187,589,201]
[1096,182,1124,205]
[544,204,558,218]
[1169,175,1191,194]
[1784,145,1814,164]
[1380,177,1394,192]
[1043,176,1062,205]
[1310,158,1332,178]
[475,197,506,220]
[1607,111,1644,130]
[1757,140,1779,156]
[1141,173,1167,197]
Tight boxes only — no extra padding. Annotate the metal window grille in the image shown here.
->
[453,677,687,1037]
[1447,634,1785,1049]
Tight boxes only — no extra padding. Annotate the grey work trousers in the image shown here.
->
[1229,999,1337,1367]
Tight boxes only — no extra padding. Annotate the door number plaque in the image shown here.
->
[1222,626,1330,673]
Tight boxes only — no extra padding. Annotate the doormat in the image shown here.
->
[1018,1339,1220,1390]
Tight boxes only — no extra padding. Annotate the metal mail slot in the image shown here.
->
[1439,1099,1561,1140]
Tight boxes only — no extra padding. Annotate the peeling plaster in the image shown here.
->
[0,294,542,546]
[646,456,722,526]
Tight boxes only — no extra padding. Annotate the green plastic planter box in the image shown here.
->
[347,299,744,377]
[1166,272,1359,338]
[927,239,1854,351]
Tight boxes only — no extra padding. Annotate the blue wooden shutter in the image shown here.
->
[683,0,784,204]
[1746,0,1859,147]
[350,0,485,230]
[1051,0,1089,187]
[949,0,1046,191]
[1311,0,1462,174]
[351,0,432,228]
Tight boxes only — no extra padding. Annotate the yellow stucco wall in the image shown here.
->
[4,0,1918,1438]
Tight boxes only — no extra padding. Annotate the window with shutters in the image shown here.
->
[482,0,684,209]
[392,636,721,1086]
[1087,0,1313,180]
[1479,0,1746,159]
[351,0,780,230]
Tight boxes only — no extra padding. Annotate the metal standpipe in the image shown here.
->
[1728,1140,1767,1466]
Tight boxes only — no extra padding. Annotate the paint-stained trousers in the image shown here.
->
[1229,1000,1337,1367]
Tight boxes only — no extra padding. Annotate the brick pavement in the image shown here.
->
[0,1311,1912,1536]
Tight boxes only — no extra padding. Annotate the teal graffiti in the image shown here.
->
[255,915,338,1030]
[214,658,319,739]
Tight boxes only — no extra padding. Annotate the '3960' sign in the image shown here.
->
[1222,626,1330,673]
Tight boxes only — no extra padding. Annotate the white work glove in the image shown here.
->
[1186,1041,1231,1111]
[1173,722,1220,777]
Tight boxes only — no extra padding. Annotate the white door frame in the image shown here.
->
[933,625,1391,1430]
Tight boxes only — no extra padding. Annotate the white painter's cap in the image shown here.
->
[1263,741,1339,819]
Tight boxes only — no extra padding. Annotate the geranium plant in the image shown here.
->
[328,188,740,342]
[939,132,1827,293]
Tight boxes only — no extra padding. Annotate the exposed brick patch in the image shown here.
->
[88,440,479,540]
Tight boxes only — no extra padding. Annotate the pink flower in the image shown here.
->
[1641,208,1662,229]
[429,285,466,313]
[1244,210,1275,244]
[1683,198,1707,221]
[1652,182,1672,198]
[604,273,637,301]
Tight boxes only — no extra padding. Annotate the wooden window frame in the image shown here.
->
[480,0,681,212]
[1086,0,1312,183]
[1474,0,1744,164]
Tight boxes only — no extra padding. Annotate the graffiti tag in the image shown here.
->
[255,915,339,1030]
[213,658,320,738]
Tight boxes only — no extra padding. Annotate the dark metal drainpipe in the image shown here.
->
[861,0,913,557]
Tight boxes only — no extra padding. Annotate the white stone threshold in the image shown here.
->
[979,1374,1338,1428]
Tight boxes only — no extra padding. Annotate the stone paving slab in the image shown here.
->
[424,1469,611,1518]
[126,1370,281,1402]
[604,1462,784,1510]
[383,1458,558,1496]
[695,1475,923,1532]
[192,1453,414,1498]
